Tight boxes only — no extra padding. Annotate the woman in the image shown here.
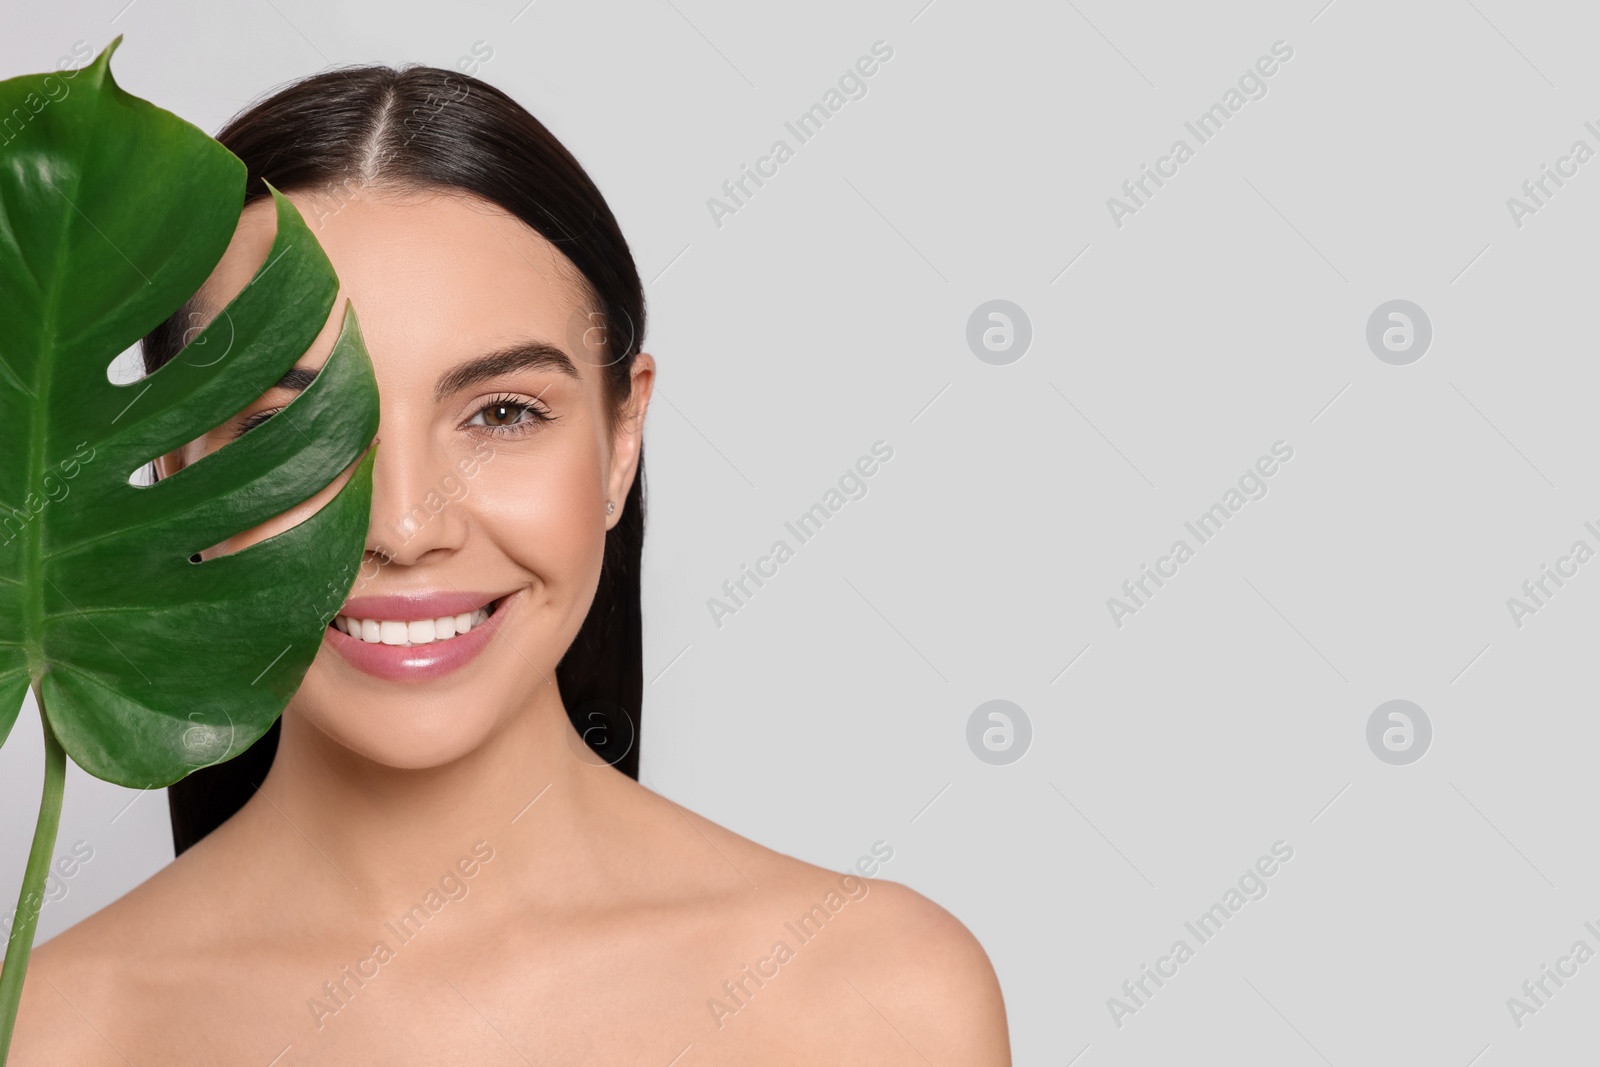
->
[11,64,1009,1063]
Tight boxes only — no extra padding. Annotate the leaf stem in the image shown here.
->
[0,690,67,1061]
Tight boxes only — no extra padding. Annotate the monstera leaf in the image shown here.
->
[0,38,378,1052]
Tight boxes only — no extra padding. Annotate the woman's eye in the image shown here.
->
[481,402,525,427]
[468,398,551,432]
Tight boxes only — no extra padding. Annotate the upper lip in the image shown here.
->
[338,592,506,622]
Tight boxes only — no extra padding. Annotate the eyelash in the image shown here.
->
[233,408,281,439]
[466,394,557,436]
[232,395,556,441]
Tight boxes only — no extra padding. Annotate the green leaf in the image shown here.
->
[0,38,379,788]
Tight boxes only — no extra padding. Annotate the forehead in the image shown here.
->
[201,187,595,375]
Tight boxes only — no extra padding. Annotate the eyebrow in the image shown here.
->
[249,341,581,404]
[433,342,581,402]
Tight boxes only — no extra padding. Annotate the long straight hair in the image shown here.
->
[146,65,647,855]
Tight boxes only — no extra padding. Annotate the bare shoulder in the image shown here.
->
[7,833,245,1064]
[811,875,1011,1065]
[7,946,115,1067]
[639,794,1010,1064]
[9,903,160,1066]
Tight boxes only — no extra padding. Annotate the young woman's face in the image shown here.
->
[157,187,652,769]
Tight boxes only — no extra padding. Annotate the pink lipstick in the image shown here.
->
[324,590,513,682]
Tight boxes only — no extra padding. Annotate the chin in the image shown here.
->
[287,623,544,771]
[290,688,513,771]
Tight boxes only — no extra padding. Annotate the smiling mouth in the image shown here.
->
[331,596,505,648]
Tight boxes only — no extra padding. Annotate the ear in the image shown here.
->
[605,352,654,527]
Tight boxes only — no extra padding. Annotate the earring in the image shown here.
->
[605,499,616,516]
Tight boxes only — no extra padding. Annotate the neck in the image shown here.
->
[242,679,612,916]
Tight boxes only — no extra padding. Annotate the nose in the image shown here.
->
[364,422,470,569]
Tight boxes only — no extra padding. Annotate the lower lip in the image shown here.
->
[323,597,511,682]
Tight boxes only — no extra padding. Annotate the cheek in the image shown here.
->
[473,436,608,590]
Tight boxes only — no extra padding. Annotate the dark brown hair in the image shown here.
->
[147,65,647,854]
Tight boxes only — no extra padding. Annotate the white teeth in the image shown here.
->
[335,607,491,647]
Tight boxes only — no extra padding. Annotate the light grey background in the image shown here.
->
[4,0,1599,1062]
